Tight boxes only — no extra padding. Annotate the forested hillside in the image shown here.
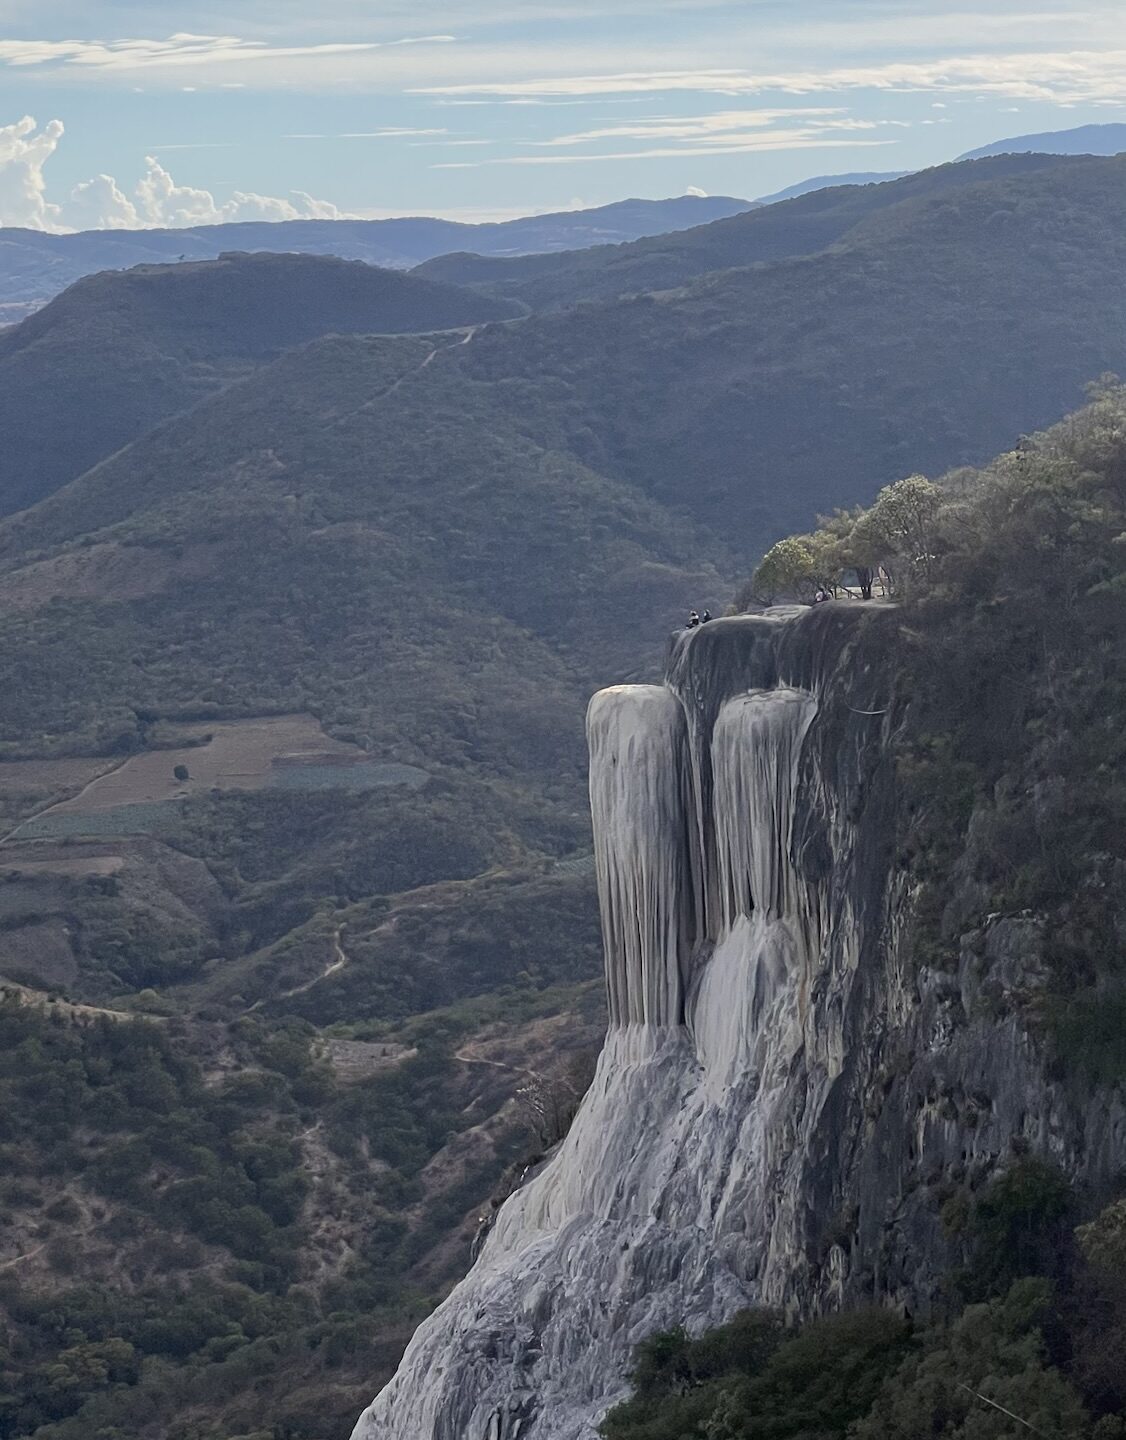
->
[444,151,1126,539]
[0,252,521,516]
[413,152,1088,310]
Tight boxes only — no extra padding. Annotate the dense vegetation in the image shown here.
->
[0,988,601,1440]
[740,381,1126,1082]
[601,1167,1126,1438]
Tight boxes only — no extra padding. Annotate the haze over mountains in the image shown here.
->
[0,195,752,322]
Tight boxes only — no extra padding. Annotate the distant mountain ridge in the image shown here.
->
[0,194,753,322]
[752,170,908,203]
[960,122,1126,160]
[8,120,1126,327]
[414,151,1084,312]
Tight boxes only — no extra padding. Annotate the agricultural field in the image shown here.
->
[1,714,428,840]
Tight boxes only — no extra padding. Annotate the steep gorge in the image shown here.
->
[352,604,1124,1440]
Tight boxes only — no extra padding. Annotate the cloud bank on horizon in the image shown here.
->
[1,2,1125,231]
[0,116,343,230]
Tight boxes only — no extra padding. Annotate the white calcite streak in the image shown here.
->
[587,685,693,1027]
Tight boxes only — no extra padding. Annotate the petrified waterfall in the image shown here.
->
[351,606,1123,1440]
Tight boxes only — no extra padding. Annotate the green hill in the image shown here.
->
[414,152,1082,311]
[0,251,521,517]
[0,324,725,976]
[432,152,1126,542]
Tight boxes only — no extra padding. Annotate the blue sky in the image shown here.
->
[2,0,1125,229]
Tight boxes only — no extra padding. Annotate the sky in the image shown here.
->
[2,0,1126,230]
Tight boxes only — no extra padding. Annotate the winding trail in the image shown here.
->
[453,1041,544,1085]
[247,926,348,1012]
[0,1243,46,1270]
[343,323,483,424]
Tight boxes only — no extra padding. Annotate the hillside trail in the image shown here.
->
[343,322,482,424]
[0,1243,46,1271]
[246,926,347,1012]
[453,1040,546,1085]
[0,755,130,844]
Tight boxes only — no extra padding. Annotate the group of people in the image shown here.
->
[686,608,713,628]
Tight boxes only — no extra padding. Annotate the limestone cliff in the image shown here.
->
[351,605,1124,1440]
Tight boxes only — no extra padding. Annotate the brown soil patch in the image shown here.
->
[2,853,124,878]
[0,757,114,794]
[0,756,117,827]
[27,714,365,817]
[322,1038,416,1082]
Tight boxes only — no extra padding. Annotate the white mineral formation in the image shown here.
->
[353,614,833,1440]
[352,607,1123,1440]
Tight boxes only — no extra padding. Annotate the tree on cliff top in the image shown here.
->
[736,381,1126,1088]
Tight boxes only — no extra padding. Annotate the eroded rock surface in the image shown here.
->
[353,606,1123,1440]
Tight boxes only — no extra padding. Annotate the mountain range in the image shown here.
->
[0,194,753,323]
[3,120,1126,327]
[960,120,1126,160]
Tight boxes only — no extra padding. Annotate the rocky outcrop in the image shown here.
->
[352,605,1124,1440]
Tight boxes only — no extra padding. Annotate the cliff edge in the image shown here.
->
[351,599,1125,1440]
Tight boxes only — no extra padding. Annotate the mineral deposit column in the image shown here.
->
[586,685,695,1028]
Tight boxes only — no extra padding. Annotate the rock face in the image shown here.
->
[352,606,1124,1440]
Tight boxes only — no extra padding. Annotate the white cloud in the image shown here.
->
[67,172,139,228]
[434,135,892,168]
[684,184,707,195]
[531,106,846,146]
[135,155,343,225]
[416,49,1126,107]
[0,114,62,227]
[0,115,345,230]
[0,32,455,72]
[510,105,900,161]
